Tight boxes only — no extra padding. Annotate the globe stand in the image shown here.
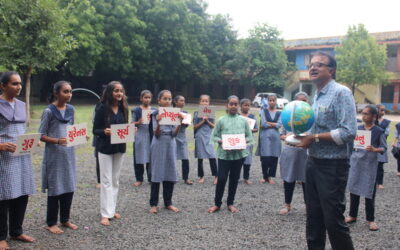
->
[285,134,306,146]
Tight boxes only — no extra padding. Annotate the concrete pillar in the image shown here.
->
[393,83,400,111]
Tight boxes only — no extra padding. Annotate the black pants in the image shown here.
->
[150,182,174,207]
[134,163,151,182]
[95,148,100,184]
[242,164,251,180]
[47,192,74,227]
[198,158,218,177]
[284,181,305,205]
[0,195,28,241]
[349,184,377,222]
[181,159,190,180]
[261,156,278,179]
[214,158,245,207]
[376,162,384,185]
[305,157,354,250]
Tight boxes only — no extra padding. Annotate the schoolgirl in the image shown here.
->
[392,123,400,176]
[375,104,390,189]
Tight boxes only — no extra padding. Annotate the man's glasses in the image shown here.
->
[307,62,330,69]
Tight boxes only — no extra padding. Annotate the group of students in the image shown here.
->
[1,70,400,249]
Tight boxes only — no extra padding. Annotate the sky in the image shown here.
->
[205,0,400,40]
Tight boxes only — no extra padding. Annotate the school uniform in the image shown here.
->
[394,123,400,173]
[149,110,179,207]
[279,129,307,205]
[0,99,35,241]
[212,114,254,207]
[176,110,190,180]
[193,111,218,177]
[131,107,156,182]
[241,114,258,180]
[39,104,77,226]
[256,109,282,179]
[375,118,390,185]
[93,103,127,218]
[347,125,386,221]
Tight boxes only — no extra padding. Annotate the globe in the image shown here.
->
[281,100,315,135]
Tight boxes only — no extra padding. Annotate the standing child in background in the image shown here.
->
[256,94,282,184]
[93,81,129,226]
[0,72,36,249]
[149,90,182,214]
[375,104,390,189]
[131,90,155,187]
[193,95,218,184]
[346,105,386,231]
[173,95,193,185]
[392,123,400,176]
[39,81,78,234]
[92,102,102,189]
[278,92,308,215]
[208,96,254,213]
[239,98,258,184]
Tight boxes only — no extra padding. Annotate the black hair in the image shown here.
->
[0,71,20,94]
[228,95,239,102]
[140,89,152,98]
[199,94,210,102]
[100,81,129,125]
[173,95,184,107]
[310,51,337,79]
[376,104,385,110]
[157,90,171,100]
[240,98,251,106]
[267,93,277,101]
[48,81,71,103]
[363,104,379,123]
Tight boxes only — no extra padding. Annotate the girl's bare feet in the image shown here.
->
[149,206,158,214]
[100,217,110,226]
[198,177,205,184]
[259,178,267,183]
[184,179,193,185]
[62,221,78,230]
[377,184,384,189]
[268,178,276,184]
[95,183,101,189]
[244,179,252,185]
[11,234,35,243]
[227,205,239,213]
[46,225,64,234]
[113,213,121,219]
[166,205,180,213]
[397,172,400,176]
[0,240,10,250]
[279,204,291,215]
[208,206,220,213]
[132,181,143,187]
[368,221,379,231]
[213,177,218,185]
[345,216,357,223]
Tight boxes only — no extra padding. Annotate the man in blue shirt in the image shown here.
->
[297,51,356,250]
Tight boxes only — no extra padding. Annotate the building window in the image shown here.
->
[304,54,310,67]
[381,84,394,103]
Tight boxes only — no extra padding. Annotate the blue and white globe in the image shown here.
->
[281,101,315,135]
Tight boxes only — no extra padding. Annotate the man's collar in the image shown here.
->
[318,79,335,95]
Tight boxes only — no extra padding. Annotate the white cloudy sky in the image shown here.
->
[205,0,400,39]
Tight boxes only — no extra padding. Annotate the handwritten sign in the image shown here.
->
[111,124,135,144]
[142,109,152,125]
[158,107,181,125]
[66,123,88,147]
[354,130,371,149]
[241,116,256,130]
[13,133,41,156]
[181,112,192,125]
[222,134,246,150]
[198,105,216,119]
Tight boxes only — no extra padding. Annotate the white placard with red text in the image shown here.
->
[181,112,192,125]
[142,109,152,125]
[66,123,88,147]
[158,107,181,125]
[241,116,256,130]
[111,124,135,144]
[354,130,371,149]
[222,134,246,150]
[198,105,216,119]
[13,133,41,156]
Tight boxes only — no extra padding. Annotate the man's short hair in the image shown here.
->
[310,51,337,79]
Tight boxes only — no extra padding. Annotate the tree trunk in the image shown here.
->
[25,66,33,126]
[351,82,356,96]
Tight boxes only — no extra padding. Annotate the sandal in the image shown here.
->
[279,205,291,215]
[368,221,379,231]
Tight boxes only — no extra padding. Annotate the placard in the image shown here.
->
[142,109,152,125]
[241,116,256,130]
[198,105,216,119]
[354,130,371,149]
[181,112,192,125]
[158,107,181,125]
[67,123,88,147]
[222,134,246,150]
[13,133,41,156]
[111,124,135,144]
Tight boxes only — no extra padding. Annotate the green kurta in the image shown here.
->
[212,114,254,160]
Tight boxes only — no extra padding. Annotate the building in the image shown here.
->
[284,31,400,111]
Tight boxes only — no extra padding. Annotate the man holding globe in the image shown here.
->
[296,51,357,250]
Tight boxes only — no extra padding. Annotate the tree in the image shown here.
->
[335,24,388,94]
[0,0,75,122]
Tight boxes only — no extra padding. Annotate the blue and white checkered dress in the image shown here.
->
[39,107,76,196]
[0,102,35,201]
